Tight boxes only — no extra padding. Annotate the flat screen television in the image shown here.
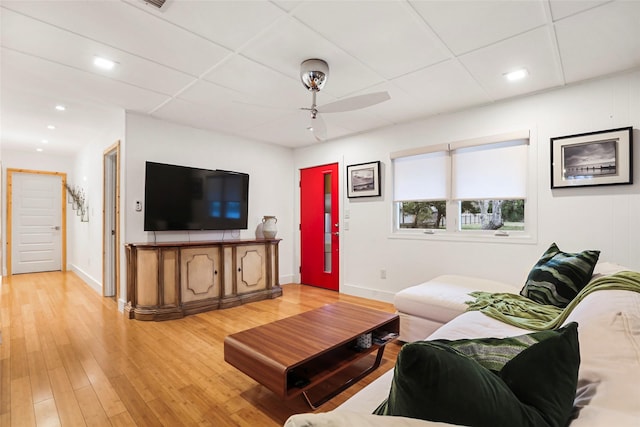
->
[144,161,249,231]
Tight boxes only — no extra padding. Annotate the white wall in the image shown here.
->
[66,111,125,295]
[294,70,640,302]
[123,113,296,291]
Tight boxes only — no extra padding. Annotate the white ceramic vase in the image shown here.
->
[262,215,278,239]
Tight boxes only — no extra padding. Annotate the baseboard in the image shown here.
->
[280,274,295,285]
[341,283,396,303]
[68,264,102,295]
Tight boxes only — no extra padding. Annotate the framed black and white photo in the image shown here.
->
[347,161,381,198]
[551,127,633,189]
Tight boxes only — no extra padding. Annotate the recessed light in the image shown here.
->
[94,56,116,70]
[36,148,44,152]
[504,69,528,81]
[55,105,66,111]
[41,139,49,144]
[47,125,56,130]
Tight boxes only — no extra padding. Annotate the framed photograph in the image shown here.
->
[551,127,633,189]
[347,161,381,198]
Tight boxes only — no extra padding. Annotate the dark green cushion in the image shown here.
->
[374,323,580,427]
[520,243,599,307]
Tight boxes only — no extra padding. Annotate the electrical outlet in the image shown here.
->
[135,200,142,212]
[380,269,386,279]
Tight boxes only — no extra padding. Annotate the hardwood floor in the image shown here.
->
[0,272,401,426]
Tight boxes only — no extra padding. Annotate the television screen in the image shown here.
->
[144,161,249,231]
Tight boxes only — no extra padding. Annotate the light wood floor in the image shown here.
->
[0,272,401,426]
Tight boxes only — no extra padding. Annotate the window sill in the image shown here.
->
[389,230,537,245]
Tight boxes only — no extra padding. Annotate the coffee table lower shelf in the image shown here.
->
[224,302,400,408]
[298,344,387,409]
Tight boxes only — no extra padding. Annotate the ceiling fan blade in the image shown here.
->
[318,91,390,113]
[308,114,327,142]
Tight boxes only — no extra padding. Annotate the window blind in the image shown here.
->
[451,138,528,200]
[393,150,448,201]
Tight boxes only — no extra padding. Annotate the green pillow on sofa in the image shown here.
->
[374,323,580,427]
[520,243,600,307]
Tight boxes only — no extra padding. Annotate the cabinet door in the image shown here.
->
[180,247,221,303]
[236,245,267,294]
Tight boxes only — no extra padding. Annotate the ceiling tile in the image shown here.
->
[555,1,640,83]
[1,9,195,96]
[392,60,492,116]
[1,48,170,115]
[1,0,231,76]
[155,0,286,51]
[240,17,385,98]
[410,0,547,55]
[176,79,297,129]
[151,97,264,140]
[202,55,309,109]
[459,27,563,100]
[292,1,449,79]
[270,1,303,13]
[549,0,610,21]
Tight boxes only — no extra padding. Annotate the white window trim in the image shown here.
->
[390,129,538,244]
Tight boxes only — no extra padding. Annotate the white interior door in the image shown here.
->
[11,172,62,274]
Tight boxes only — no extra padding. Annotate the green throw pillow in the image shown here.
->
[374,323,580,427]
[520,243,599,307]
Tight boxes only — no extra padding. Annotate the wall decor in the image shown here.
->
[347,161,381,198]
[65,183,89,222]
[551,126,633,189]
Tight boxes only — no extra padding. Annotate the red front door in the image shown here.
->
[300,163,339,291]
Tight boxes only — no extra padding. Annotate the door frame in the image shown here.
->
[6,168,67,275]
[103,141,121,300]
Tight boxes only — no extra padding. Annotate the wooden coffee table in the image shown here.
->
[224,301,399,408]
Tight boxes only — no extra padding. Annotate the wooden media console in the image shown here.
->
[125,239,281,321]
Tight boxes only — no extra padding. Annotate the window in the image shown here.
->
[459,200,524,231]
[392,131,529,236]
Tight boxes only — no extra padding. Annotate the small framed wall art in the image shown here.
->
[347,161,381,198]
[550,126,633,189]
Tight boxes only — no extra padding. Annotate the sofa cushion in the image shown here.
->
[520,243,599,307]
[394,275,516,323]
[374,322,580,427]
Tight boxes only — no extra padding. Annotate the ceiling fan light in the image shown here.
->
[300,59,329,91]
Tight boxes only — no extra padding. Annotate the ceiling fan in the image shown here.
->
[299,58,390,142]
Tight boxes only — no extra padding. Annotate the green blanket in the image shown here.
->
[465,270,640,330]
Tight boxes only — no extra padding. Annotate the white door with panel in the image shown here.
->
[11,172,63,274]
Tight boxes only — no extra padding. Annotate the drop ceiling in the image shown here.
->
[1,0,639,155]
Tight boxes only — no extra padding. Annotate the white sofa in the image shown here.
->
[394,274,517,342]
[285,263,640,426]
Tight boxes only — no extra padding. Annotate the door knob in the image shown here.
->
[51,226,61,230]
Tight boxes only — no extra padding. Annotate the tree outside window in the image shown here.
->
[398,201,446,229]
[460,200,524,231]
